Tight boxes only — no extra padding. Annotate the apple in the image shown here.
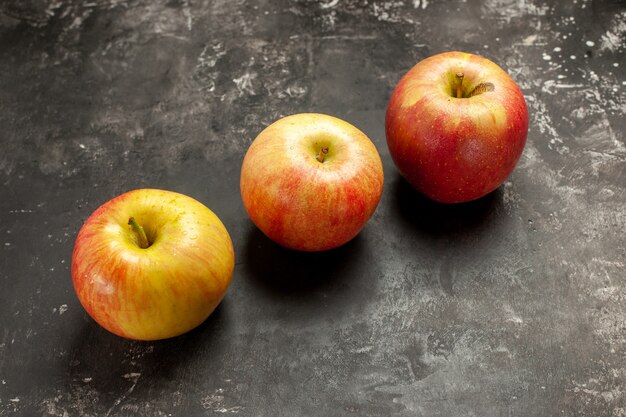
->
[386,51,528,203]
[71,189,234,340]
[240,113,384,251]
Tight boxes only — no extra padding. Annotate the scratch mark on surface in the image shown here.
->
[182,0,192,31]
[104,373,141,417]
[584,149,626,160]
[233,72,257,96]
[320,0,339,9]
[215,406,244,413]
[599,11,626,51]
[400,355,417,383]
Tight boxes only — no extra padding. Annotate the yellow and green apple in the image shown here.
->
[386,51,528,203]
[240,113,384,251]
[71,189,234,340]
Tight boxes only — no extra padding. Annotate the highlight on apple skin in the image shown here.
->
[240,113,384,252]
[386,51,529,203]
[71,188,235,341]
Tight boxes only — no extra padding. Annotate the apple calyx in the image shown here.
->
[316,146,329,163]
[128,217,150,249]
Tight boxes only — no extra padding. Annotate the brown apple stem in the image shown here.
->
[128,217,149,249]
[316,146,329,163]
[456,72,464,98]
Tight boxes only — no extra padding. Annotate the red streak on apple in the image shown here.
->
[386,51,528,203]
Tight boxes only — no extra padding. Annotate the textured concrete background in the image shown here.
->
[0,0,624,416]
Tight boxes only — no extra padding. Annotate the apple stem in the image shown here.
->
[128,217,149,249]
[316,146,329,163]
[456,72,464,98]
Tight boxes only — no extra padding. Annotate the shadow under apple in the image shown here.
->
[391,174,504,238]
[388,174,511,296]
[64,299,231,410]
[242,225,369,298]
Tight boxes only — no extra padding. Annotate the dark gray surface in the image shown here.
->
[1,0,625,416]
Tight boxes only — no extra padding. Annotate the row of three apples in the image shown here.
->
[72,51,528,340]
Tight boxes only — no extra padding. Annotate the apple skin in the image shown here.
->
[71,189,234,340]
[240,113,384,251]
[386,51,528,203]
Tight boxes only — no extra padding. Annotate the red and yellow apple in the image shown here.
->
[240,113,384,251]
[386,51,528,203]
[71,189,234,340]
